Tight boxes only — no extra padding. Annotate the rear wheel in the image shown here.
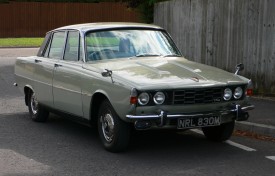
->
[202,121,235,142]
[28,91,49,122]
[97,100,131,152]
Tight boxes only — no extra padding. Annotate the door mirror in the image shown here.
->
[235,63,244,75]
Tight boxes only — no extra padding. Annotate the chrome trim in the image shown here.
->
[241,105,255,111]
[126,111,221,120]
[126,104,254,120]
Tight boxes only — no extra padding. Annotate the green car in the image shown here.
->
[14,23,254,152]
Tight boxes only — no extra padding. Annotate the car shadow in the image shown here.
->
[0,112,251,176]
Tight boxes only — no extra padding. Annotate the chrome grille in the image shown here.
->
[173,88,223,105]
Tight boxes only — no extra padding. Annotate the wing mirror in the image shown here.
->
[235,63,244,75]
[101,69,114,83]
[101,69,112,77]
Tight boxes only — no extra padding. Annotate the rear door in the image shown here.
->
[52,30,84,117]
[33,31,66,108]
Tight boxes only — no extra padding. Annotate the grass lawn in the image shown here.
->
[0,38,44,47]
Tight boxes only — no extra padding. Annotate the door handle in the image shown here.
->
[34,59,42,63]
[54,63,62,67]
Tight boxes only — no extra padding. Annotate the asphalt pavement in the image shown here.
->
[235,97,275,138]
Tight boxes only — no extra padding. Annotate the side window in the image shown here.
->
[79,36,83,61]
[64,31,79,61]
[37,33,51,57]
[44,39,51,58]
[48,32,66,59]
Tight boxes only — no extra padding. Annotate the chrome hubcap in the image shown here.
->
[100,113,115,143]
[30,93,38,115]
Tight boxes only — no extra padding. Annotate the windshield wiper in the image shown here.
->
[163,54,181,57]
[135,53,162,57]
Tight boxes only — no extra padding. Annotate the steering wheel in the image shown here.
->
[88,49,115,61]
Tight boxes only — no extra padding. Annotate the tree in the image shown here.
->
[116,0,167,23]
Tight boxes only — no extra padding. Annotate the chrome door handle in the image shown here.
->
[34,59,42,63]
[54,63,62,67]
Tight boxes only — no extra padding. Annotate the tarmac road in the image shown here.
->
[0,48,275,176]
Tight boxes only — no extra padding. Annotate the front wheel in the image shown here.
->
[98,100,131,152]
[28,91,49,122]
[202,121,235,142]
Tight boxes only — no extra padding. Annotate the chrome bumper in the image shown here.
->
[126,104,255,129]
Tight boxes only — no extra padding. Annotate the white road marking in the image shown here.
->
[190,129,204,135]
[237,121,275,130]
[190,129,257,152]
[266,156,275,161]
[224,140,256,152]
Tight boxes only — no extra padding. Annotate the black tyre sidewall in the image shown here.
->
[97,100,130,152]
[27,91,48,122]
[202,121,235,142]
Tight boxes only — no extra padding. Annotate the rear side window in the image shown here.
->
[64,31,79,61]
[48,32,66,59]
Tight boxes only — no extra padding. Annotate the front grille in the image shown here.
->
[173,88,223,105]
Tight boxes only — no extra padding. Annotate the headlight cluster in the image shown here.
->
[138,91,166,106]
[138,92,150,105]
[223,87,243,101]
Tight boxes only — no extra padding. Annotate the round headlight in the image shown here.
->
[138,92,150,105]
[223,88,232,101]
[153,92,165,105]
[234,87,243,99]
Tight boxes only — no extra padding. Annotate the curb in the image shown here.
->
[235,121,275,138]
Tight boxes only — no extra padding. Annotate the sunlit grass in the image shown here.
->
[0,37,119,47]
[0,38,44,47]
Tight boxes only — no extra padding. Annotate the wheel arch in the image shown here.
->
[24,85,34,106]
[90,91,109,125]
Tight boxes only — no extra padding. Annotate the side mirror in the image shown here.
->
[101,69,114,83]
[235,63,244,75]
[101,69,112,77]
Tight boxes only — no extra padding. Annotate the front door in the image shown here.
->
[52,31,83,117]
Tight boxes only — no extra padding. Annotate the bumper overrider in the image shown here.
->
[126,104,255,130]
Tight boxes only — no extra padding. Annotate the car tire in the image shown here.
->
[28,91,49,122]
[98,100,131,152]
[202,121,235,142]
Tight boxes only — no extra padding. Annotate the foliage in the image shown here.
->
[114,0,167,23]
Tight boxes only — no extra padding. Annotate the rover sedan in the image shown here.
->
[14,23,254,152]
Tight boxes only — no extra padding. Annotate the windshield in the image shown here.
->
[85,29,181,61]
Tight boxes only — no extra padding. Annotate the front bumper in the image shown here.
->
[126,104,255,129]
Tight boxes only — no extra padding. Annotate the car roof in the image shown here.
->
[52,22,163,33]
